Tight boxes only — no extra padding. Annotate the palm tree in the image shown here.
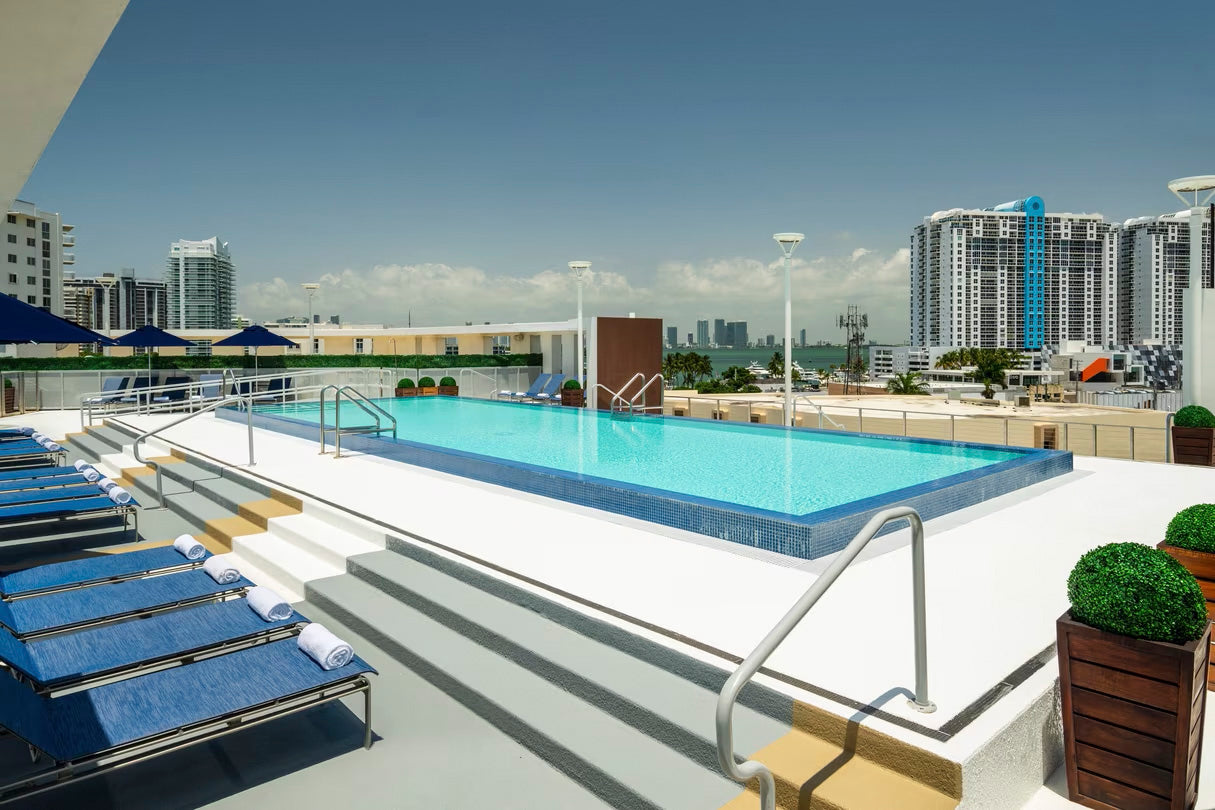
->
[885,371,928,395]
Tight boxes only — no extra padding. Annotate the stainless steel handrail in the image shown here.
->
[792,395,844,429]
[132,395,256,508]
[320,386,397,458]
[610,373,647,412]
[628,373,665,414]
[715,506,934,810]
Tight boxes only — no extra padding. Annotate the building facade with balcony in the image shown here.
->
[2,199,71,314]
[165,236,235,329]
[1117,211,1213,345]
[63,268,168,332]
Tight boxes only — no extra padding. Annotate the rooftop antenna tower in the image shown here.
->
[837,305,868,395]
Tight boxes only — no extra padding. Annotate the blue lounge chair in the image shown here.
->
[0,567,249,638]
[0,597,303,691]
[0,482,107,507]
[0,464,81,483]
[152,375,191,407]
[0,470,88,494]
[191,373,224,404]
[119,376,158,406]
[254,376,294,403]
[0,428,33,441]
[82,376,130,408]
[498,372,551,400]
[0,544,209,600]
[0,494,138,540]
[0,440,63,468]
[531,373,567,402]
[0,638,374,805]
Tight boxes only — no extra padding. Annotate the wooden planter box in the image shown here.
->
[1159,541,1215,691]
[560,388,584,407]
[1058,611,1210,810]
[437,385,459,397]
[2,388,13,414]
[395,388,417,397]
[418,387,438,396]
[1172,426,1215,466]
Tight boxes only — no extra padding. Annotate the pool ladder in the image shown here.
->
[590,372,665,419]
[318,385,398,458]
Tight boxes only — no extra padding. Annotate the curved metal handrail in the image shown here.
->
[715,506,935,810]
[132,395,255,508]
[629,373,665,413]
[792,395,844,430]
[327,386,397,458]
[610,373,646,412]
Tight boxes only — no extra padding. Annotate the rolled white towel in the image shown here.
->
[81,467,101,483]
[73,459,89,471]
[246,586,293,622]
[297,623,354,670]
[30,432,45,444]
[106,486,132,505]
[43,442,61,452]
[172,534,206,560]
[18,427,33,436]
[96,478,118,493]
[202,554,240,585]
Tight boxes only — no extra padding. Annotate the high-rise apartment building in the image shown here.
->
[799,328,806,348]
[64,268,168,332]
[696,320,709,347]
[727,321,748,348]
[165,237,235,329]
[2,199,71,314]
[666,325,678,348]
[1117,211,1212,344]
[713,318,727,347]
[909,196,1117,350]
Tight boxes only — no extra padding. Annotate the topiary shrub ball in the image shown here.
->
[1068,542,1208,644]
[439,376,456,387]
[1165,504,1215,554]
[1175,405,1215,429]
[418,376,436,387]
[396,378,415,388]
[562,379,581,390]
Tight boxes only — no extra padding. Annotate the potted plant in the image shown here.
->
[1158,503,1215,689]
[2,379,12,414]
[437,376,459,396]
[395,378,417,398]
[1058,542,1209,810]
[418,376,438,396]
[1172,405,1215,466]
[560,378,585,407]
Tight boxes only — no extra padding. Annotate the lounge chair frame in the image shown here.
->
[0,674,372,806]
[3,554,201,602]
[0,502,138,550]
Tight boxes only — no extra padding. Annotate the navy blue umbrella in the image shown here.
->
[0,294,113,345]
[212,325,298,374]
[111,325,196,376]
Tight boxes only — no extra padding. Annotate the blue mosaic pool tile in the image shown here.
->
[223,405,1073,562]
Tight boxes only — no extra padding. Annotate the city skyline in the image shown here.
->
[16,0,1215,341]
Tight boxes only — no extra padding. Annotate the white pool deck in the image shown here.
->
[8,408,1215,808]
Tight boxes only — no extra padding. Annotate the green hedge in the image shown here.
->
[0,353,542,372]
[1068,542,1208,643]
[1175,405,1215,429]
[1165,504,1215,554]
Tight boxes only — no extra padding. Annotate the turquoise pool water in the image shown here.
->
[256,397,1023,517]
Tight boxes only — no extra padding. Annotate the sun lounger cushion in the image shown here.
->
[0,483,101,508]
[0,569,251,637]
[0,495,127,526]
[0,472,84,494]
[0,545,208,598]
[0,598,302,689]
[0,441,55,459]
[0,465,79,483]
[0,638,373,762]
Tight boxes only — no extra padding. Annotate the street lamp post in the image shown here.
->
[1167,176,1215,407]
[568,262,591,390]
[773,233,805,426]
[302,283,319,356]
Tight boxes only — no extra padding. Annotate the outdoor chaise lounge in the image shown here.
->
[191,373,224,404]
[119,376,159,406]
[497,372,551,400]
[0,567,250,638]
[0,494,139,544]
[0,543,209,600]
[0,440,64,469]
[151,375,192,407]
[530,373,566,402]
[0,470,91,494]
[0,596,304,692]
[0,482,115,508]
[81,376,130,408]
[0,637,374,805]
[254,376,294,403]
[0,465,82,483]
[0,428,33,441]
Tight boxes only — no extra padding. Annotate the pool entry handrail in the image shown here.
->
[318,385,398,458]
[457,368,500,398]
[630,373,665,415]
[792,395,845,430]
[714,505,935,810]
[133,394,257,508]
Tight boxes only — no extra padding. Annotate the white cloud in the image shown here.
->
[239,247,911,342]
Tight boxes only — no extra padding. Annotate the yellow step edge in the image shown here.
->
[720,727,957,810]
[201,515,264,550]
[238,497,300,530]
[268,489,303,511]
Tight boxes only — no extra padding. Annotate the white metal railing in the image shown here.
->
[630,373,665,414]
[458,368,505,398]
[715,507,934,810]
[132,395,256,507]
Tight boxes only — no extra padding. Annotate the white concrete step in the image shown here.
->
[221,551,302,604]
[302,502,387,547]
[265,512,382,570]
[229,532,343,601]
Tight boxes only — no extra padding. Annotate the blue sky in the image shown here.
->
[21,0,1215,341]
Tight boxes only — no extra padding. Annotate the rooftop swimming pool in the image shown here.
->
[233,397,1072,560]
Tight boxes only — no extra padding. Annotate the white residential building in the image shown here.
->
[165,237,235,329]
[2,199,71,314]
[63,268,168,332]
[1118,211,1212,344]
[910,196,1117,351]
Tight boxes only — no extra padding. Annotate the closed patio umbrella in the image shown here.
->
[211,325,298,376]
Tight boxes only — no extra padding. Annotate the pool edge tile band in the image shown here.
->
[222,404,1072,562]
